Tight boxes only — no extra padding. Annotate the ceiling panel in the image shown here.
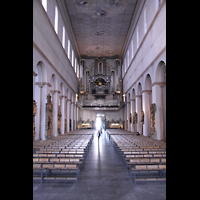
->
[64,0,138,59]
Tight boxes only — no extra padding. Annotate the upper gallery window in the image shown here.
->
[54,6,58,34]
[144,7,147,34]
[136,26,139,49]
[68,40,70,59]
[62,26,65,49]
[42,0,47,12]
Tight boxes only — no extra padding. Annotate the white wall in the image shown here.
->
[122,0,166,93]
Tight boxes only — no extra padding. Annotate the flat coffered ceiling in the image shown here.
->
[64,0,138,59]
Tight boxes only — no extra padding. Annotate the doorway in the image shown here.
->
[95,113,105,130]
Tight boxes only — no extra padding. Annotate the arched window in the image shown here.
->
[62,26,65,49]
[131,40,134,58]
[75,58,77,73]
[68,39,70,59]
[137,26,139,49]
[54,6,58,34]
[127,50,129,66]
[42,0,47,12]
[144,7,147,34]
[72,50,74,67]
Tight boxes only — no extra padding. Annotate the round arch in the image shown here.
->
[132,88,136,99]
[35,61,47,82]
[155,61,166,82]
[50,74,57,91]
[137,82,142,95]
[144,74,152,91]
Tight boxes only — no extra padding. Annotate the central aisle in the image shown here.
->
[78,130,134,197]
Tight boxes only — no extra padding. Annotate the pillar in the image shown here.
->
[74,103,76,130]
[51,90,60,137]
[130,99,135,132]
[135,95,142,134]
[142,90,151,137]
[71,101,74,131]
[66,99,71,132]
[40,83,49,140]
[127,101,130,131]
[152,82,166,140]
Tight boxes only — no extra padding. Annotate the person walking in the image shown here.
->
[98,130,101,140]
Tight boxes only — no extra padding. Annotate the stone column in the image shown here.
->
[74,103,76,130]
[135,95,142,134]
[35,82,51,140]
[71,101,74,131]
[66,99,71,132]
[127,101,130,131]
[35,82,43,140]
[142,90,151,137]
[130,99,134,132]
[51,90,61,137]
[41,83,49,140]
[33,71,38,100]
[152,82,166,140]
[160,83,165,140]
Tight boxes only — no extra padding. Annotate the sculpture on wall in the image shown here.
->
[46,94,53,139]
[65,118,67,132]
[33,100,37,141]
[133,111,137,124]
[57,105,62,134]
[150,103,156,133]
[129,113,132,123]
[141,111,144,123]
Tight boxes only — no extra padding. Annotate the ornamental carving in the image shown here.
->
[45,94,53,139]
[150,103,156,133]
[129,113,132,123]
[33,100,37,141]
[57,105,62,134]
[133,111,137,124]
[141,111,144,123]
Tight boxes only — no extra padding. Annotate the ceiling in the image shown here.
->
[64,0,138,59]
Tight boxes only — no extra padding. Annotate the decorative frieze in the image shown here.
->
[33,100,37,141]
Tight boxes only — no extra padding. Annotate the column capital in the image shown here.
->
[50,90,61,95]
[35,82,51,88]
[142,90,152,94]
[152,82,166,87]
[33,71,38,77]
[35,82,43,88]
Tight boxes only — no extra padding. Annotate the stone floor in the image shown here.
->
[33,130,166,200]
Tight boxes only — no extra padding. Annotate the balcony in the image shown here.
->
[79,99,124,110]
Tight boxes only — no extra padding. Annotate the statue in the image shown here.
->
[46,94,53,138]
[65,118,67,132]
[150,103,156,133]
[133,112,137,124]
[57,105,62,134]
[141,111,144,123]
[33,100,37,141]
